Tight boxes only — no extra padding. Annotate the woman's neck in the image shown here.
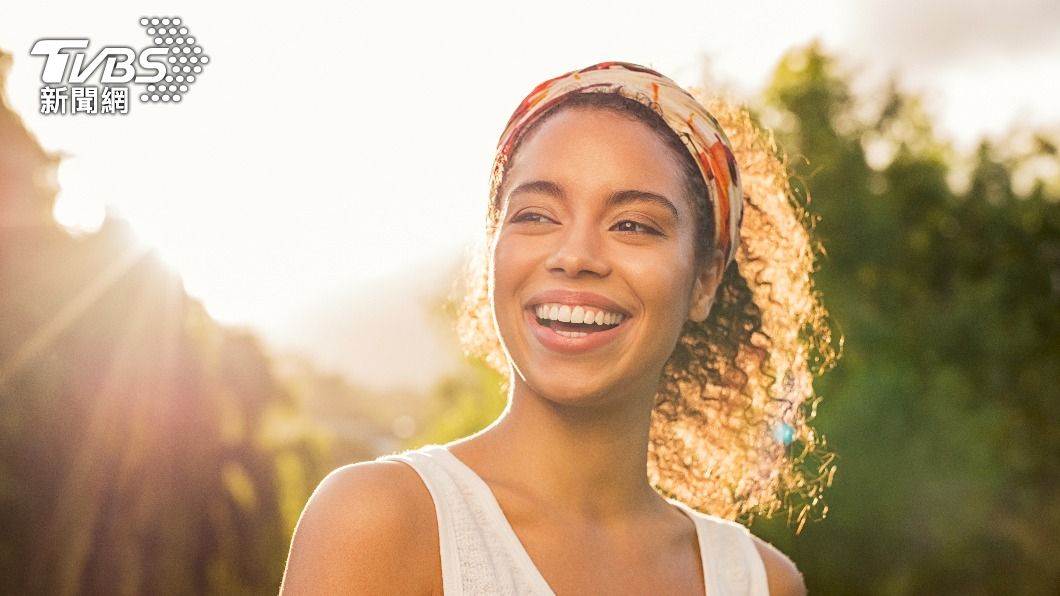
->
[448,372,666,521]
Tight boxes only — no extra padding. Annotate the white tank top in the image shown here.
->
[378,444,770,595]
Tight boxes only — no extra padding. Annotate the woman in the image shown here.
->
[281,61,836,595]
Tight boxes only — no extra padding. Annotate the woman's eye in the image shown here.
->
[612,220,662,235]
[511,211,554,224]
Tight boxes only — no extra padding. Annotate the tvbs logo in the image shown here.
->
[31,40,169,84]
[31,17,209,115]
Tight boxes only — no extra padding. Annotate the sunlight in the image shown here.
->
[0,242,151,387]
[53,158,106,236]
[50,155,264,327]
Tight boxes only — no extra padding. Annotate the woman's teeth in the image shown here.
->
[533,303,625,326]
[555,329,589,338]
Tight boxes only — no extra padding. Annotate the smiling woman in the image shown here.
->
[280,61,838,595]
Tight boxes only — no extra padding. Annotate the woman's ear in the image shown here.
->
[688,248,725,323]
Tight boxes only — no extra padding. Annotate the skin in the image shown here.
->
[279,107,807,595]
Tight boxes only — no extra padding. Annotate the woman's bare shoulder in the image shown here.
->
[279,460,439,595]
[749,534,808,596]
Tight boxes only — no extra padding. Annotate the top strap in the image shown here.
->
[670,499,771,596]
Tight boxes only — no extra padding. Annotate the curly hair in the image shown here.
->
[455,88,841,530]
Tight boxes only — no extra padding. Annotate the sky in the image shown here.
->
[3,0,1059,389]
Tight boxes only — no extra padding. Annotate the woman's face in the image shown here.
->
[491,106,724,407]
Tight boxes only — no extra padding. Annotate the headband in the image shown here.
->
[493,61,744,270]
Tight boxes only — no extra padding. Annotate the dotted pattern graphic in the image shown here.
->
[137,17,208,103]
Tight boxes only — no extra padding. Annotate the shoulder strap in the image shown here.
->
[377,448,464,596]
[692,513,771,596]
[379,446,557,596]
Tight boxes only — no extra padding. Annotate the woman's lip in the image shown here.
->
[525,290,631,317]
[524,308,630,354]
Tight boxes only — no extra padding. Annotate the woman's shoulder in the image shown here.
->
[747,533,808,596]
[279,460,439,595]
[306,459,437,535]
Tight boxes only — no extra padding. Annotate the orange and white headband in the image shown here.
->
[494,61,744,269]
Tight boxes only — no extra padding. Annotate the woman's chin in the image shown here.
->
[518,369,626,409]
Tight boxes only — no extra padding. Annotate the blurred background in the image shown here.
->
[2,1,1059,594]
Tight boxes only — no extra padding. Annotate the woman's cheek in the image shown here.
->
[490,236,527,328]
[636,248,696,340]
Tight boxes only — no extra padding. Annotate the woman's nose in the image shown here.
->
[543,221,612,278]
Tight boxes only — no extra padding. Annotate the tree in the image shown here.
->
[752,42,1060,594]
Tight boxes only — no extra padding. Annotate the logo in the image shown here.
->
[30,17,209,116]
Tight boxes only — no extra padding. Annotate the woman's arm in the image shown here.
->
[751,535,809,596]
[278,461,436,595]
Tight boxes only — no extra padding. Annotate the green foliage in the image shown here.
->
[750,42,1060,594]
[410,355,508,447]
[0,49,357,595]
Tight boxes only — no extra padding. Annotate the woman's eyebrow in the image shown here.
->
[609,189,680,222]
[508,180,680,222]
[508,179,565,201]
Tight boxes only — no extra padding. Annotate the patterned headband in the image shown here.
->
[493,61,744,270]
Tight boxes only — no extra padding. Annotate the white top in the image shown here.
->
[377,444,770,595]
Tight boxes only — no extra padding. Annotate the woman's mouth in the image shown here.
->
[525,303,629,352]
